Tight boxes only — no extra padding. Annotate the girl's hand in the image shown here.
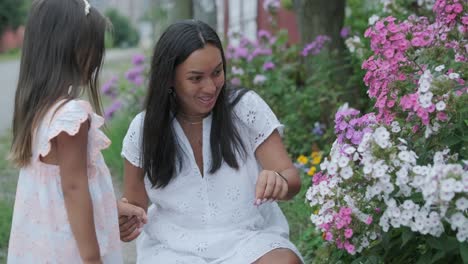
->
[254,170,289,206]
[118,198,148,242]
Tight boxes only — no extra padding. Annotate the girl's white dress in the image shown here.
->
[122,91,303,264]
[8,100,123,263]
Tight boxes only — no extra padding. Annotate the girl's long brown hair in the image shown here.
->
[10,0,108,167]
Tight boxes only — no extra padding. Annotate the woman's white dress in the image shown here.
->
[122,91,303,263]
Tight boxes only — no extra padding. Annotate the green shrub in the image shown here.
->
[105,9,140,48]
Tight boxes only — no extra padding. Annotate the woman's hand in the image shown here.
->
[117,198,148,242]
[254,170,289,206]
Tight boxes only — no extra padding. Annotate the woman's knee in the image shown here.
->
[253,248,302,264]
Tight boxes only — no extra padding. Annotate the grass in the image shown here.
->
[0,49,20,62]
[101,110,136,184]
[0,133,16,264]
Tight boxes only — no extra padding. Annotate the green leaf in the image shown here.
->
[416,253,432,264]
[401,228,414,248]
[443,236,459,252]
[442,136,461,146]
[427,237,445,250]
[431,251,445,263]
[460,242,468,264]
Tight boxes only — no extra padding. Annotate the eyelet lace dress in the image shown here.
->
[8,100,122,264]
[122,91,303,264]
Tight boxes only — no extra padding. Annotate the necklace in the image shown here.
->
[177,112,207,125]
[179,118,203,125]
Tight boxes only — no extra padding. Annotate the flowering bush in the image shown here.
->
[101,54,148,120]
[307,0,468,262]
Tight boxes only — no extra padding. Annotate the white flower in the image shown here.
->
[374,126,390,149]
[433,151,445,164]
[451,213,466,228]
[441,178,457,192]
[344,146,356,154]
[435,65,445,72]
[340,166,354,179]
[419,80,431,92]
[448,72,460,79]
[327,162,338,175]
[231,66,244,75]
[368,14,380,25]
[436,101,446,111]
[391,124,401,133]
[338,156,350,168]
[456,198,468,211]
[253,74,267,85]
[440,191,455,201]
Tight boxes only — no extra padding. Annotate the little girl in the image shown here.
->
[7,0,146,263]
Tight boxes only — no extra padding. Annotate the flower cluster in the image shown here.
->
[296,151,323,177]
[101,54,148,120]
[307,2,468,256]
[362,0,467,126]
[301,35,331,57]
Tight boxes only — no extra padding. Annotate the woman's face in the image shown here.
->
[174,43,225,116]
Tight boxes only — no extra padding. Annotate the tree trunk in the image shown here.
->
[294,0,346,54]
[193,0,217,30]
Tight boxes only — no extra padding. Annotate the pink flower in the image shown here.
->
[437,111,448,121]
[365,216,373,225]
[344,228,353,238]
[344,241,356,254]
[325,232,333,241]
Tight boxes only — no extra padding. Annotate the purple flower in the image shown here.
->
[125,66,144,82]
[101,76,118,98]
[301,35,331,57]
[258,29,272,40]
[263,61,275,71]
[340,27,351,38]
[104,100,122,120]
[132,54,145,65]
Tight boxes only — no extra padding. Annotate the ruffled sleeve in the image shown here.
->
[121,112,145,168]
[37,100,110,162]
[233,91,284,151]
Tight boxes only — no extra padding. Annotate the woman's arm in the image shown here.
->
[254,130,301,202]
[119,159,149,242]
[56,121,101,264]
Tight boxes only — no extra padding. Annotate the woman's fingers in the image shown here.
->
[118,198,148,224]
[119,216,139,238]
[255,170,288,205]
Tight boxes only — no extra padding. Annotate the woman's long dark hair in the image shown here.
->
[10,0,108,166]
[143,20,247,188]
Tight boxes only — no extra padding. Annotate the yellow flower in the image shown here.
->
[307,166,316,176]
[297,155,308,165]
[311,151,322,165]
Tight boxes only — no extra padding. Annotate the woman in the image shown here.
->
[119,20,303,264]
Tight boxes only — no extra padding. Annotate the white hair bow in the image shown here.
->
[83,0,91,15]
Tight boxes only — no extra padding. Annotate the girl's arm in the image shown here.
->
[120,159,149,242]
[254,130,301,202]
[56,120,101,264]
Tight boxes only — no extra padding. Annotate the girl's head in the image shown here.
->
[10,0,108,166]
[143,20,246,188]
[147,19,227,116]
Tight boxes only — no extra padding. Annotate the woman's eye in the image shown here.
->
[213,69,222,76]
[190,76,203,82]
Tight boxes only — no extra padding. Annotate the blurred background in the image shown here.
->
[0,0,446,263]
